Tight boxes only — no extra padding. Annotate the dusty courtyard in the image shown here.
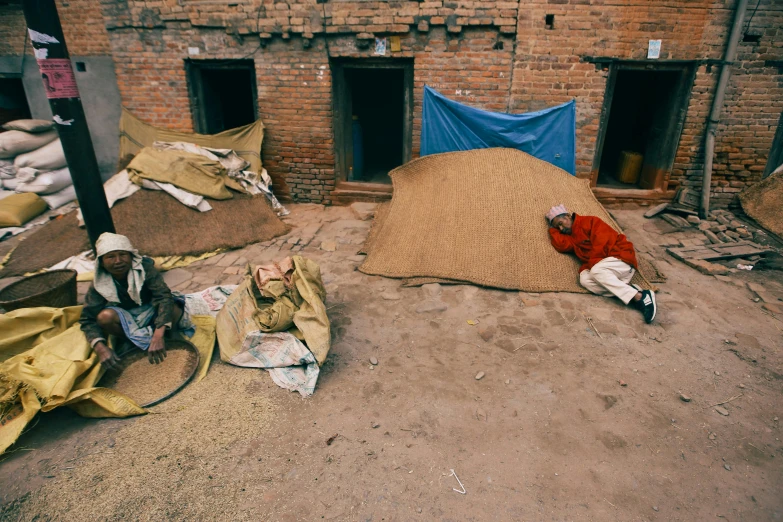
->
[1,204,782,521]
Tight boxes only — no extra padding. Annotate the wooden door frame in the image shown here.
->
[331,58,414,190]
[185,59,258,134]
[591,61,697,190]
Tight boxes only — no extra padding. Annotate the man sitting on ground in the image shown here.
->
[79,233,190,370]
[546,204,657,323]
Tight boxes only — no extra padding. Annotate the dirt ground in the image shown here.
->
[1,204,782,521]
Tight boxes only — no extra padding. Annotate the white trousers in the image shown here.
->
[579,257,638,305]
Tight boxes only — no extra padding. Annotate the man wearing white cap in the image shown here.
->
[79,233,191,370]
[546,204,657,323]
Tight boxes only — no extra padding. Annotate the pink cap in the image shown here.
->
[546,204,568,223]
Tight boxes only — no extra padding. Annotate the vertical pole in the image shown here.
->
[699,0,749,218]
[21,0,114,248]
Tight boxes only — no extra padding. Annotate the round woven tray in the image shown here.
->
[99,339,200,408]
[0,269,77,312]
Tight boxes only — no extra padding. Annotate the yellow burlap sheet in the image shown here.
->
[359,148,654,293]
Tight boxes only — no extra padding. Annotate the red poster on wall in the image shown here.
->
[36,58,79,99]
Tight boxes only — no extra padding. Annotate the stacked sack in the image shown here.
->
[0,119,77,227]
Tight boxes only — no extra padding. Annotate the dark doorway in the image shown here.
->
[332,59,413,187]
[594,64,695,190]
[186,60,257,134]
[0,78,32,127]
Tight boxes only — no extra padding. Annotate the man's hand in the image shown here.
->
[94,342,121,371]
[148,327,168,364]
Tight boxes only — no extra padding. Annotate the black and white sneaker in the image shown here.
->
[636,290,657,324]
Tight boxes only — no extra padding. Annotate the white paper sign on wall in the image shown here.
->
[648,40,662,59]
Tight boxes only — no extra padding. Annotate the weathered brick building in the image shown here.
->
[1,0,781,208]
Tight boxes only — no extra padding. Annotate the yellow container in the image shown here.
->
[615,150,643,184]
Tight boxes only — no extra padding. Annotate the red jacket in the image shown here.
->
[549,214,638,272]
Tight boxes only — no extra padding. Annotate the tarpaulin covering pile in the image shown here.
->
[0,306,217,454]
[216,256,330,397]
[0,190,290,278]
[421,86,577,174]
[739,169,783,239]
[119,109,265,175]
[359,148,654,293]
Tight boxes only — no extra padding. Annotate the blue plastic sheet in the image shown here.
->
[421,86,576,174]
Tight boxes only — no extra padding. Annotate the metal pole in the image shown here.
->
[21,0,114,247]
[699,0,749,218]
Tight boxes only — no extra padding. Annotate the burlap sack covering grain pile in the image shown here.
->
[739,169,783,239]
[359,148,654,293]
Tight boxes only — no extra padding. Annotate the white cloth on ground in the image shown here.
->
[93,233,146,305]
[49,250,94,275]
[579,256,638,304]
[139,179,212,212]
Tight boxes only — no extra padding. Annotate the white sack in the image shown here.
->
[15,167,72,195]
[0,159,15,179]
[13,138,66,170]
[2,177,19,190]
[40,184,76,209]
[0,130,58,159]
[15,167,38,183]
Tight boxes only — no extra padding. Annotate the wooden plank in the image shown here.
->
[644,202,669,218]
[667,241,773,263]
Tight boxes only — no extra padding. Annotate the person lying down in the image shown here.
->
[79,233,193,371]
[546,204,657,324]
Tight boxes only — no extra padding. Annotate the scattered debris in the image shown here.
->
[619,380,627,387]
[644,202,669,218]
[680,394,691,402]
[371,422,380,429]
[504,379,510,385]
[449,469,466,495]
[326,434,338,446]
[653,506,659,512]
[475,371,485,380]
[585,316,603,339]
[709,432,717,440]
[715,406,730,416]
[320,240,337,252]
[724,464,732,471]
[710,393,742,408]
[478,326,496,342]
[737,264,754,271]
[415,300,448,314]
[369,357,378,366]
[466,319,479,326]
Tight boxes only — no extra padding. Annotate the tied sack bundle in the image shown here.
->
[0,130,58,159]
[15,167,73,195]
[13,139,66,170]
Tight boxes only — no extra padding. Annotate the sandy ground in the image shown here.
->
[1,204,782,521]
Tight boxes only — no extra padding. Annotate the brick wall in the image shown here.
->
[3,0,778,207]
[708,2,783,207]
[0,4,27,56]
[511,1,728,184]
[0,1,111,57]
[57,0,113,56]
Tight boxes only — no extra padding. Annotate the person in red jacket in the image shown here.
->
[546,204,657,323]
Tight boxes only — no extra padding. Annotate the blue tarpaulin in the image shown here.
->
[421,86,576,174]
